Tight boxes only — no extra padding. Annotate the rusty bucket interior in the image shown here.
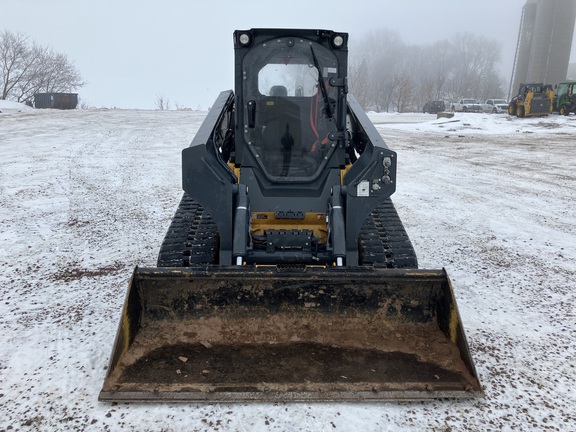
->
[99,266,483,402]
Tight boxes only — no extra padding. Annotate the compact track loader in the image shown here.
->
[508,82,554,117]
[100,29,482,402]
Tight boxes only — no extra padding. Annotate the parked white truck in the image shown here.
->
[482,99,509,114]
[451,98,482,112]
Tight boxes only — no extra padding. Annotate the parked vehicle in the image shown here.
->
[482,99,508,114]
[422,100,445,114]
[451,98,482,112]
[553,81,576,115]
[508,83,554,117]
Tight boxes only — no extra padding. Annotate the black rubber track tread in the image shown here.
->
[358,198,419,268]
[156,193,218,267]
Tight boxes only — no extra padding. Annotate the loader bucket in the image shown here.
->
[99,266,483,402]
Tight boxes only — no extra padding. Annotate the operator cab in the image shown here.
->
[235,30,347,182]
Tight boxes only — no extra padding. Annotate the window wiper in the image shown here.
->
[309,46,333,119]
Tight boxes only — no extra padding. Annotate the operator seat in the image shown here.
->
[269,85,288,97]
[259,86,301,176]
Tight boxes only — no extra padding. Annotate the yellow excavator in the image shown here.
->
[99,28,483,402]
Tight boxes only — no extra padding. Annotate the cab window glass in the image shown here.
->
[258,63,319,97]
[242,40,339,180]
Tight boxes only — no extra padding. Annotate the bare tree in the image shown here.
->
[392,55,417,113]
[0,30,84,104]
[155,94,170,110]
[34,48,84,93]
[348,58,371,108]
[348,29,504,112]
[447,33,503,100]
[350,29,405,112]
[79,98,91,110]
[0,31,35,100]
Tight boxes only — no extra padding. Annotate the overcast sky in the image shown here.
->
[2,0,575,109]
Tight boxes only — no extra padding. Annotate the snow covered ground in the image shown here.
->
[1,101,575,431]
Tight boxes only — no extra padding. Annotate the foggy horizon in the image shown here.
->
[2,0,575,109]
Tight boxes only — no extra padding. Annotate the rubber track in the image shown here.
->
[157,193,218,267]
[358,198,419,268]
[157,195,417,269]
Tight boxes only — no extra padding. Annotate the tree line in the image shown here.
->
[0,30,84,105]
[348,29,505,112]
[1,28,504,112]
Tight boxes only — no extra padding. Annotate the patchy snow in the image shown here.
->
[369,111,576,135]
[0,100,34,113]
[1,103,575,431]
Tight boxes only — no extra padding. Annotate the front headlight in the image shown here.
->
[238,33,251,46]
[331,33,346,48]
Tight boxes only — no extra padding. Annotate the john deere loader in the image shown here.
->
[99,29,482,402]
[508,82,554,117]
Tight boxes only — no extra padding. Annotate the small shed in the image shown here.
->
[34,93,78,109]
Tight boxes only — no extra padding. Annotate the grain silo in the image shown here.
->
[509,0,576,98]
